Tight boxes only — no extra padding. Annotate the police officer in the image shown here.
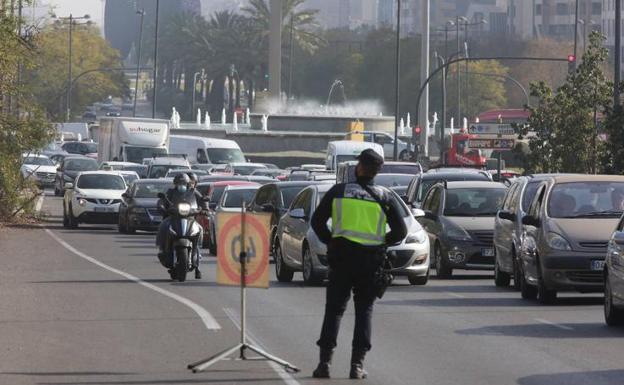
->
[311,149,407,379]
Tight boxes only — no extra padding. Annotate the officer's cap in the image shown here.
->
[356,149,384,167]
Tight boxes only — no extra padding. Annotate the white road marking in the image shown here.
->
[224,307,301,385]
[446,292,466,299]
[44,228,221,331]
[534,318,574,331]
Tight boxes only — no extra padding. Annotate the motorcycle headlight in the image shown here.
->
[547,232,572,251]
[406,231,427,244]
[178,202,191,216]
[446,224,472,241]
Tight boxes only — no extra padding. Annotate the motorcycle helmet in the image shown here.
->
[173,173,190,192]
[187,172,199,188]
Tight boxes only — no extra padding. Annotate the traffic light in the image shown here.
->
[567,54,576,75]
[412,126,422,161]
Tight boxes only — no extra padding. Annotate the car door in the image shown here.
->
[282,190,308,264]
[494,182,519,265]
[522,182,547,282]
[289,189,313,267]
[418,186,440,250]
[609,217,624,301]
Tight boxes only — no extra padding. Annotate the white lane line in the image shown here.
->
[44,228,221,331]
[224,307,301,385]
[446,292,466,299]
[534,318,574,331]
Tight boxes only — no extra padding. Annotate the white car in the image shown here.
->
[63,171,127,228]
[21,154,57,187]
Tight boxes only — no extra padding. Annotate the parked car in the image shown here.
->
[405,168,492,209]
[21,154,57,187]
[248,181,320,259]
[415,181,507,278]
[54,156,99,196]
[225,162,268,176]
[336,161,423,184]
[61,141,98,156]
[604,219,624,326]
[146,157,191,179]
[275,184,430,285]
[518,175,624,304]
[209,185,260,254]
[199,181,260,253]
[493,175,556,288]
[63,171,127,228]
[118,179,171,233]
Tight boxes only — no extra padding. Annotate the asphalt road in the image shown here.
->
[2,192,624,385]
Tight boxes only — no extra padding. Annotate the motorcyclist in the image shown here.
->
[156,173,203,279]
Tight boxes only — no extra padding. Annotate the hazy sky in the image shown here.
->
[38,0,104,27]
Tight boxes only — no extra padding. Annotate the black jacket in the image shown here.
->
[159,188,206,214]
[311,177,408,252]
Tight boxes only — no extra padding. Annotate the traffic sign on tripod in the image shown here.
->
[216,212,271,289]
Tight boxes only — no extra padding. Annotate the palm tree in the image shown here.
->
[242,0,325,55]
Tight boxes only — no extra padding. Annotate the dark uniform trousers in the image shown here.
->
[317,241,384,352]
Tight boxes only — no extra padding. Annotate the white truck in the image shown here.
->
[325,140,384,171]
[98,117,169,164]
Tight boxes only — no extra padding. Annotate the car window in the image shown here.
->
[290,189,309,210]
[197,149,208,164]
[444,188,506,217]
[547,181,624,218]
[210,186,226,204]
[429,188,442,213]
[253,185,272,207]
[522,182,541,212]
[65,158,98,171]
[133,182,170,198]
[509,181,523,211]
[421,187,434,211]
[77,174,126,190]
[502,183,518,211]
[528,183,547,218]
[222,189,257,208]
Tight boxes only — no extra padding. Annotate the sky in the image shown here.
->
[36,0,104,28]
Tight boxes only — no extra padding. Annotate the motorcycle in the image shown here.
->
[157,192,203,282]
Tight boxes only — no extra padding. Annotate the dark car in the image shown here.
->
[405,168,492,209]
[605,216,624,326]
[54,156,99,196]
[82,111,97,121]
[118,179,172,233]
[415,181,507,278]
[61,141,98,156]
[248,181,320,258]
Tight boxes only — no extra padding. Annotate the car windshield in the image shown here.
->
[234,165,267,175]
[521,182,541,212]
[375,174,414,188]
[84,143,97,153]
[207,148,245,164]
[222,189,257,208]
[65,158,98,171]
[24,157,53,166]
[134,183,170,198]
[548,182,624,218]
[122,165,148,177]
[281,186,308,207]
[150,165,189,178]
[444,188,507,216]
[336,155,358,166]
[381,164,420,175]
[210,186,226,203]
[126,147,167,164]
[417,174,490,202]
[77,174,126,190]
[121,174,139,185]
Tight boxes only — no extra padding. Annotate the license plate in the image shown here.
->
[94,207,114,213]
[482,248,495,257]
[591,260,605,271]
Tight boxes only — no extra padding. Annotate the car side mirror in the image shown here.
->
[498,210,516,221]
[64,182,73,190]
[613,231,624,245]
[522,215,541,227]
[411,208,425,218]
[121,192,129,199]
[289,208,306,220]
[262,203,275,213]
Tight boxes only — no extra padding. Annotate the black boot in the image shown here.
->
[349,349,368,379]
[195,268,202,279]
[312,348,333,379]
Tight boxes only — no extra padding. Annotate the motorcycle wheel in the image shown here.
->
[175,248,188,282]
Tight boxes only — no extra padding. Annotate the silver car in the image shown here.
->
[604,218,624,326]
[274,184,430,286]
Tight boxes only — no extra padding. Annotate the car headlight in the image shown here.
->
[63,174,74,181]
[406,231,427,244]
[178,202,191,216]
[446,224,472,241]
[78,198,87,206]
[547,232,572,251]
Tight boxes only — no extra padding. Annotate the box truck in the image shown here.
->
[98,117,169,164]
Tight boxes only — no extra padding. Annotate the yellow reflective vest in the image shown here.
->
[331,183,387,246]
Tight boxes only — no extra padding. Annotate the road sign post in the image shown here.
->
[188,206,299,374]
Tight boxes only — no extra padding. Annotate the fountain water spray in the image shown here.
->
[197,108,201,126]
[261,115,268,132]
[221,108,226,125]
[406,113,411,130]
[232,110,238,131]
[245,108,251,124]
[205,112,211,129]
[399,118,405,136]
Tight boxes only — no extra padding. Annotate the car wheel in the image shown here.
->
[302,244,322,286]
[512,251,522,292]
[537,263,556,305]
[605,273,624,326]
[68,204,78,229]
[62,203,70,228]
[519,261,538,300]
[434,244,452,279]
[275,242,294,283]
[408,270,429,285]
[494,260,511,287]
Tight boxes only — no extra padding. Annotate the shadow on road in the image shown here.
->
[36,377,285,384]
[1,372,136,376]
[379,296,603,308]
[517,369,624,385]
[457,322,624,339]
[30,279,175,284]
[386,284,507,294]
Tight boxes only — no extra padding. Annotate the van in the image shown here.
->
[325,140,384,171]
[169,135,245,165]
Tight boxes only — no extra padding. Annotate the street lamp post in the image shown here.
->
[53,13,90,121]
[133,8,145,117]
[393,0,401,160]
[455,16,467,125]
[152,0,160,119]
[434,52,447,165]
[573,0,579,70]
